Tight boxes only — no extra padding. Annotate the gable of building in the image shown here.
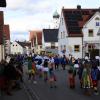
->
[62,6,100,37]
[83,11,100,28]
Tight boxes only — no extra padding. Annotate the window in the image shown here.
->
[74,45,80,52]
[64,45,66,50]
[88,44,94,52]
[62,18,63,25]
[61,45,63,51]
[40,46,42,49]
[88,29,93,37]
[61,32,62,39]
[63,31,65,38]
[95,17,100,20]
[96,22,99,26]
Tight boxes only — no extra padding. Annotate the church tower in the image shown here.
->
[53,10,60,29]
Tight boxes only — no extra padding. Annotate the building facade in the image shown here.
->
[11,41,31,55]
[58,6,100,59]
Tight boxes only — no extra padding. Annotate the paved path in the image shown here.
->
[1,63,100,100]
[24,67,100,100]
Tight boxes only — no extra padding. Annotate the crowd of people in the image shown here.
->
[0,55,23,95]
[0,53,100,96]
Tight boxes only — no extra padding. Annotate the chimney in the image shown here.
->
[77,5,81,10]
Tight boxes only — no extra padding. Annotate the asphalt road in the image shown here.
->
[23,64,100,100]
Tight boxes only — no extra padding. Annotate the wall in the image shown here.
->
[11,42,23,54]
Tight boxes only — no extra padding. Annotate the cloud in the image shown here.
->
[4,0,100,41]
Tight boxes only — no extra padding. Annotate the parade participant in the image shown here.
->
[68,66,76,89]
[49,68,57,88]
[77,60,83,88]
[54,55,60,70]
[27,56,33,80]
[91,60,99,95]
[61,55,67,70]
[31,61,37,84]
[82,62,92,96]
[43,59,49,82]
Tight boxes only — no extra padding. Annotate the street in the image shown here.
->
[23,64,100,100]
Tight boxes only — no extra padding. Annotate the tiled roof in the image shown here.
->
[3,25,10,40]
[16,41,31,48]
[29,31,42,45]
[37,31,42,45]
[62,8,100,37]
[0,11,4,44]
[43,29,58,42]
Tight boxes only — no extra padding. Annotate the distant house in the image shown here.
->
[58,5,100,58]
[42,29,58,54]
[11,41,31,55]
[29,31,42,54]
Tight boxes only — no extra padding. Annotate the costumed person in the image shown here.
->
[77,60,83,88]
[61,55,67,70]
[43,59,49,82]
[49,68,57,88]
[82,62,92,96]
[31,61,37,84]
[68,66,76,89]
[27,56,33,81]
[91,60,99,95]
[54,55,60,70]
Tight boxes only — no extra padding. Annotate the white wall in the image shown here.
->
[5,40,11,54]
[58,11,69,56]
[44,42,58,47]
[11,42,24,54]
[67,37,82,59]
[83,12,100,42]
[0,45,5,61]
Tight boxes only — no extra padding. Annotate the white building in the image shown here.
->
[58,5,100,59]
[42,29,58,54]
[82,12,100,58]
[11,41,31,55]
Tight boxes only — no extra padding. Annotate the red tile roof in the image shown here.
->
[62,8,99,37]
[0,11,4,44]
[37,31,42,45]
[3,25,10,40]
[29,30,42,46]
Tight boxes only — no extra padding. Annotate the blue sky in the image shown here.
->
[1,0,100,41]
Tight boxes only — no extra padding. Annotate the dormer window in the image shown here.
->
[96,22,99,26]
[95,17,100,26]
[95,17,100,20]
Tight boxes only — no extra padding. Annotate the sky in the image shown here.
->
[0,0,100,41]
